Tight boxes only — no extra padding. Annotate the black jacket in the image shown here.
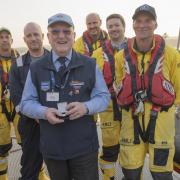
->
[9,49,49,107]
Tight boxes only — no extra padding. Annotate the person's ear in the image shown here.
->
[155,22,158,29]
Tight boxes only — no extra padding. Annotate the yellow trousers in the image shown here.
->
[119,105,175,172]
[99,111,121,180]
[0,112,21,177]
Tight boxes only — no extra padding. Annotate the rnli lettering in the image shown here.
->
[101,122,112,128]
[121,138,133,144]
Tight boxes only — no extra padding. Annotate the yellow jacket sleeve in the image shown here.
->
[73,37,85,54]
[164,46,180,105]
[91,47,104,71]
[114,50,125,86]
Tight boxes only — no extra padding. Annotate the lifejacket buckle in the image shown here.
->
[135,100,144,114]
[3,87,10,100]
[135,90,147,102]
[134,90,147,114]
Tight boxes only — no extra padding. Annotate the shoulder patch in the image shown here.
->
[16,56,23,67]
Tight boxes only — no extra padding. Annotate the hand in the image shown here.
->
[45,108,64,125]
[35,119,39,123]
[66,102,88,120]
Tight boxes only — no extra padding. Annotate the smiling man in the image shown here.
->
[9,22,49,180]
[74,13,108,56]
[92,13,127,180]
[20,13,110,180]
[115,4,180,180]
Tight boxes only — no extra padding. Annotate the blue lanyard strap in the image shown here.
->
[60,70,70,89]
[50,70,70,91]
[50,71,56,91]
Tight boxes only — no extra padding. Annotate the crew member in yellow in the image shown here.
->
[74,13,108,56]
[115,4,180,180]
[173,51,180,177]
[174,107,180,176]
[0,27,21,180]
[92,14,126,180]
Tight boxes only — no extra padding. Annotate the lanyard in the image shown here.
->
[50,51,71,91]
[50,71,56,91]
[50,70,70,91]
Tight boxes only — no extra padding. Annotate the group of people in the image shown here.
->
[0,3,179,180]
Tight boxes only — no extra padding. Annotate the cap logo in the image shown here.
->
[58,14,64,18]
[139,4,150,11]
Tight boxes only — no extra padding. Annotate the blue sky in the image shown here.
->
[0,0,179,47]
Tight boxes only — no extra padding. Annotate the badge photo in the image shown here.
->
[46,92,59,102]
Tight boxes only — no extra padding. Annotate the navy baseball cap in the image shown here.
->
[132,4,157,20]
[48,13,74,27]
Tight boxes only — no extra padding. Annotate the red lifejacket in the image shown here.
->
[102,40,127,89]
[102,40,115,89]
[101,40,125,121]
[0,49,19,122]
[117,35,175,109]
[82,30,108,56]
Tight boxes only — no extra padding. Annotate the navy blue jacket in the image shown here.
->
[30,50,99,160]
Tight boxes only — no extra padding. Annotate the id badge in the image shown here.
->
[46,92,59,101]
[57,102,68,117]
[16,57,23,67]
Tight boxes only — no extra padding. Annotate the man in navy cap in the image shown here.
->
[132,4,157,20]
[115,4,180,180]
[20,13,110,180]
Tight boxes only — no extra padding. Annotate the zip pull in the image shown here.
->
[135,100,144,114]
[3,86,10,100]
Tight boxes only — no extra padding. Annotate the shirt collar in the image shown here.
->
[132,38,154,54]
[111,38,127,51]
[52,49,72,64]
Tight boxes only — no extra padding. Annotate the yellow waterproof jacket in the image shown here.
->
[115,36,180,146]
[92,42,120,121]
[74,30,108,56]
[0,49,19,117]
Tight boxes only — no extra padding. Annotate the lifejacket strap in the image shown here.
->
[132,114,140,144]
[148,109,159,144]
[111,95,121,121]
[1,102,16,122]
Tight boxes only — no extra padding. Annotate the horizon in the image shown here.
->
[14,36,180,51]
